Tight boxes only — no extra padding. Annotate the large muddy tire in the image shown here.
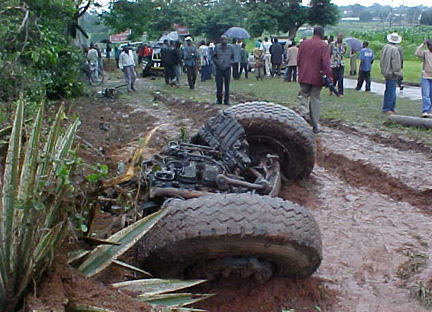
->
[138,193,322,279]
[224,102,315,181]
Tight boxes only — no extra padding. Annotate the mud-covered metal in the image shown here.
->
[144,112,279,201]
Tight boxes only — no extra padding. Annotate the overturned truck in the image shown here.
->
[109,102,322,281]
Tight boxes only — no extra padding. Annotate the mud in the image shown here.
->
[26,253,154,312]
[192,277,336,312]
[316,131,432,213]
[62,75,432,312]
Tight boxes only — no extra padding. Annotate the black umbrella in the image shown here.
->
[100,39,112,44]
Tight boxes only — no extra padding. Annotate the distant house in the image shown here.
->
[341,17,360,22]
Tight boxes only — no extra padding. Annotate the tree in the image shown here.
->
[308,0,340,29]
[101,0,154,40]
[0,0,85,109]
[245,0,338,39]
[199,0,245,41]
[278,0,309,38]
[359,11,374,22]
[406,7,422,24]
[245,0,308,38]
[246,2,279,38]
[420,9,432,26]
[101,0,208,40]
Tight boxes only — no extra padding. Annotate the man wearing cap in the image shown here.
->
[182,36,198,89]
[213,35,234,105]
[380,32,403,115]
[415,39,432,118]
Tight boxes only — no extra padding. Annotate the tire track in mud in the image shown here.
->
[144,92,432,311]
[322,120,432,155]
[315,127,432,215]
[311,165,432,312]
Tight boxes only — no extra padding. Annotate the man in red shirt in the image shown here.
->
[297,26,332,133]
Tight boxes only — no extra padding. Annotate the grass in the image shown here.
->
[366,60,422,85]
[149,72,432,146]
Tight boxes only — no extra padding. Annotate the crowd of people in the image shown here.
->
[84,28,432,132]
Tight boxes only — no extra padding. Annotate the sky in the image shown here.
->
[97,0,430,8]
[329,0,430,7]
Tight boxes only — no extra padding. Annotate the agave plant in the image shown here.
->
[74,193,212,311]
[0,98,80,311]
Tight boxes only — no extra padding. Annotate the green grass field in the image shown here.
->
[149,72,431,145]
[357,59,422,85]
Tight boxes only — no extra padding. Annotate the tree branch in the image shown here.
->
[78,0,92,18]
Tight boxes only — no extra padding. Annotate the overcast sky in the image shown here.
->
[329,0,430,7]
[97,0,430,8]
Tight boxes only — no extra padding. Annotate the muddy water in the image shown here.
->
[309,165,431,312]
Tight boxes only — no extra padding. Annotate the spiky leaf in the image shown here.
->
[112,279,207,296]
[138,293,214,307]
[78,209,167,277]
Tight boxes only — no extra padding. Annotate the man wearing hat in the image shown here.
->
[182,36,198,89]
[380,32,403,115]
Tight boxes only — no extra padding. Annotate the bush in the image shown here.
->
[348,27,432,61]
[0,1,84,125]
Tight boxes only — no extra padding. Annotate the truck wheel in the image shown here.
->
[224,101,315,181]
[137,193,322,280]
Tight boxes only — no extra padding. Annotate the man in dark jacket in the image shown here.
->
[297,26,332,134]
[213,35,234,105]
[161,39,172,85]
[269,38,283,77]
[182,36,198,89]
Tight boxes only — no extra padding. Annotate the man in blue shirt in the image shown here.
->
[356,41,374,92]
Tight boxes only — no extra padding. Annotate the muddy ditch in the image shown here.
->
[149,92,432,312]
[66,79,432,312]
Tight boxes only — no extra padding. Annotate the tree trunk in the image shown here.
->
[289,26,298,39]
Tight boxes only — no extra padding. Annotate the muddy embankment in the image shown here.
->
[72,81,432,312]
[153,93,432,312]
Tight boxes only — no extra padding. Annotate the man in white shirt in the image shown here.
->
[415,39,432,117]
[263,37,272,76]
[119,46,137,92]
[87,44,99,68]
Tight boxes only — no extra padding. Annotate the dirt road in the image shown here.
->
[75,75,432,312]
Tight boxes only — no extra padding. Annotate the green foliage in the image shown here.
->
[101,0,153,40]
[347,27,432,61]
[246,2,278,38]
[79,12,112,49]
[101,0,209,40]
[0,0,84,122]
[0,100,80,311]
[308,0,340,28]
[246,0,309,38]
[86,164,109,183]
[420,10,432,26]
[200,0,245,41]
[102,0,340,41]
[359,11,374,22]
